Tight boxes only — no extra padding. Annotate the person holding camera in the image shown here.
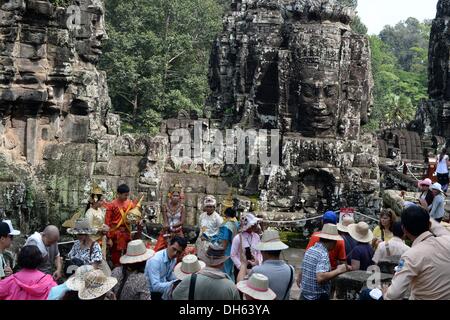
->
[230,213,263,277]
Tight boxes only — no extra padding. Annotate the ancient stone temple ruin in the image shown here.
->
[376,0,450,221]
[0,0,155,234]
[411,0,450,145]
[204,0,381,220]
[0,0,382,237]
[378,0,450,192]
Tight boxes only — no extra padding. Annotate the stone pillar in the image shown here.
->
[26,118,38,166]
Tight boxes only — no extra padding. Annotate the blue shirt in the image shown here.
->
[47,283,70,300]
[430,194,445,220]
[252,260,294,300]
[351,243,374,271]
[216,221,239,282]
[217,221,239,256]
[145,249,177,299]
[341,233,357,265]
[301,242,331,300]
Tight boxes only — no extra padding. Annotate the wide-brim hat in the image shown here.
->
[120,240,155,264]
[337,216,355,233]
[318,224,342,241]
[174,255,206,280]
[255,229,289,251]
[67,219,98,235]
[348,222,373,243]
[66,265,95,291]
[431,182,444,193]
[236,273,276,300]
[198,244,229,266]
[78,270,118,300]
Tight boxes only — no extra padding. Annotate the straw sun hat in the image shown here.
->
[348,222,374,243]
[237,273,276,300]
[66,265,95,291]
[318,224,342,241]
[78,269,118,300]
[119,240,155,265]
[255,229,289,251]
[174,254,206,280]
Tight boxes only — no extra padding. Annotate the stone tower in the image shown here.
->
[206,0,381,217]
[413,0,450,142]
[0,0,163,233]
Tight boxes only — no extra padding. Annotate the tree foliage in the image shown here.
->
[100,0,430,134]
[365,18,431,131]
[351,16,368,35]
[100,0,224,134]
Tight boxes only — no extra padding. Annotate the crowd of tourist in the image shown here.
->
[0,179,449,301]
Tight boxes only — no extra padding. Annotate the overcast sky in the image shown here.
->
[357,0,439,35]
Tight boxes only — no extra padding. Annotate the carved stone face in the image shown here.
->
[298,170,334,212]
[75,1,108,64]
[298,72,339,136]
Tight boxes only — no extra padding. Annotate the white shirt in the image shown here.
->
[372,237,410,264]
[199,211,223,238]
[436,155,449,174]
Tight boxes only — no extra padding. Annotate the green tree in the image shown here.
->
[100,0,223,134]
[365,18,430,131]
[379,17,431,72]
[351,15,368,35]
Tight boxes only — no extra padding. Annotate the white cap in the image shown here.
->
[241,213,262,231]
[2,220,20,236]
[431,182,444,193]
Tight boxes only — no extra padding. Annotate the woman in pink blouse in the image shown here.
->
[230,213,263,272]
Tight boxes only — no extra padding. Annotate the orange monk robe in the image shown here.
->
[105,198,137,265]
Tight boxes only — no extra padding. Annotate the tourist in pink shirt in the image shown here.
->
[0,245,56,300]
[231,213,263,271]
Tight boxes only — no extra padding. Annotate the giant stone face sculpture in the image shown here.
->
[0,0,129,232]
[207,0,380,217]
[0,0,110,166]
[290,25,344,137]
[208,0,373,140]
[74,0,108,64]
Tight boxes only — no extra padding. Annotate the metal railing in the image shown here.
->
[262,210,379,224]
